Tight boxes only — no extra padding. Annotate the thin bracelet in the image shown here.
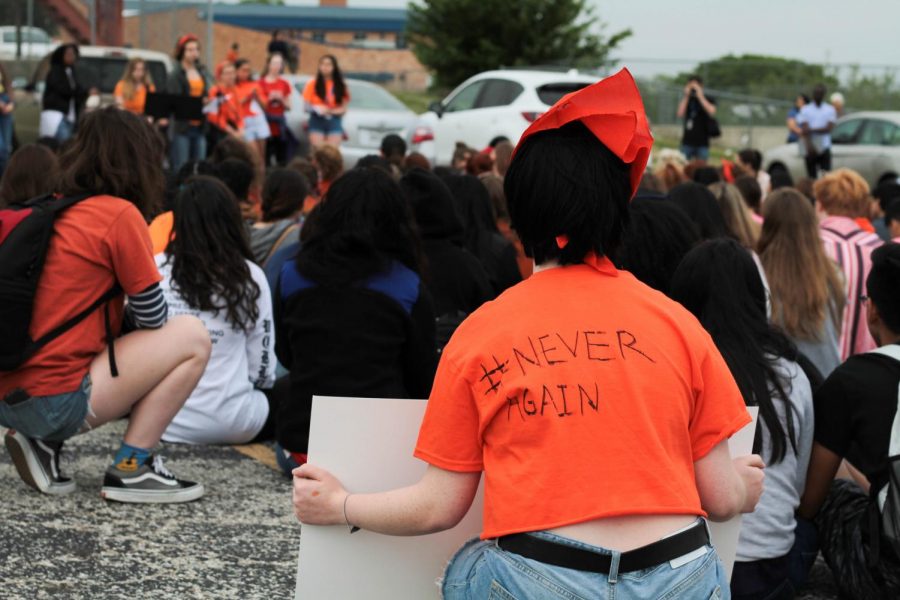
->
[343,493,360,534]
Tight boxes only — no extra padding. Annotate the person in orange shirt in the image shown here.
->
[225,42,239,64]
[290,70,764,599]
[302,55,349,149]
[113,58,155,117]
[207,61,243,142]
[234,58,270,162]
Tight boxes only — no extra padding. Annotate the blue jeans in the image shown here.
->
[681,144,710,160]
[55,118,74,143]
[0,109,11,176]
[308,113,343,136]
[0,374,91,442]
[443,529,728,600]
[170,125,207,172]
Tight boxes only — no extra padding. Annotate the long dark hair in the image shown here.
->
[670,238,799,463]
[166,176,260,332]
[314,54,346,105]
[295,168,423,285]
[57,106,165,220]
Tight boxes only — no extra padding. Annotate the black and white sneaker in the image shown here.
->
[101,454,204,504]
[4,429,77,495]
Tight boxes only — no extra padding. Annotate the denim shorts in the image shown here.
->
[0,374,91,442]
[442,528,727,600]
[308,113,343,135]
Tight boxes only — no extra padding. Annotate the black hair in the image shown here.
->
[738,149,763,173]
[441,173,499,256]
[615,197,700,294]
[315,54,346,105]
[668,182,730,240]
[355,154,393,174]
[50,43,79,66]
[166,176,261,332]
[380,134,407,159]
[234,58,252,80]
[770,169,793,191]
[213,158,255,202]
[868,244,900,333]
[799,94,810,104]
[692,166,721,185]
[488,135,511,148]
[295,168,423,285]
[262,168,308,222]
[885,198,900,226]
[873,182,900,213]
[734,175,763,213]
[670,238,799,463]
[687,74,703,84]
[504,121,631,264]
[401,167,464,244]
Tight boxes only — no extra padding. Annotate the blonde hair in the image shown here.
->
[117,58,153,101]
[758,188,845,340]
[652,148,688,191]
[708,182,760,248]
[813,168,870,217]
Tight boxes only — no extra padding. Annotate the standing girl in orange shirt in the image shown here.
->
[207,62,243,142]
[235,58,270,161]
[114,58,155,117]
[302,55,349,149]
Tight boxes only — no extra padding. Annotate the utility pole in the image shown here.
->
[89,0,97,45]
[26,0,34,58]
[139,0,146,48]
[206,0,213,68]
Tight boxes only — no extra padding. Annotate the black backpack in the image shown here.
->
[0,193,121,374]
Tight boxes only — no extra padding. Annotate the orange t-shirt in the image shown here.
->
[302,79,349,110]
[113,81,155,115]
[414,256,751,539]
[0,196,162,398]
[207,85,242,132]
[148,210,174,254]
[235,80,260,118]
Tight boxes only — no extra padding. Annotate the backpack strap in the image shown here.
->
[261,224,299,268]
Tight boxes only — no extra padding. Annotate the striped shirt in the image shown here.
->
[127,283,168,329]
[820,216,883,360]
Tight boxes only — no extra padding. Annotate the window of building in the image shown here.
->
[312,31,326,43]
[395,33,407,49]
[354,32,367,41]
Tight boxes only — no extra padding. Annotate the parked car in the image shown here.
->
[419,69,600,166]
[0,26,58,60]
[12,46,175,144]
[764,111,900,188]
[283,74,433,168]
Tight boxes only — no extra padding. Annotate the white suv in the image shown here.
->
[419,69,600,166]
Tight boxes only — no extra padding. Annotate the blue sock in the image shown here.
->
[112,442,152,471]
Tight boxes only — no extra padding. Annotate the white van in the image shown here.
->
[14,46,175,143]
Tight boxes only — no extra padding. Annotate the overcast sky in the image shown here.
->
[322,0,900,78]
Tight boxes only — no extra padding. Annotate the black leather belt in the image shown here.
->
[497,520,710,575]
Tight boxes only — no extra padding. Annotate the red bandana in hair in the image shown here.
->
[512,68,653,199]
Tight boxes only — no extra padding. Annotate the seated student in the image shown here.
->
[615,197,701,294]
[286,157,320,217]
[0,143,59,207]
[213,158,257,222]
[312,144,343,197]
[0,107,210,503]
[887,200,900,243]
[274,168,437,475]
[708,182,761,249]
[670,238,814,600]
[156,176,276,445]
[442,173,522,296]
[250,168,307,265]
[799,243,900,599]
[400,168,493,352]
[380,133,406,176]
[479,172,532,279]
[291,71,763,599]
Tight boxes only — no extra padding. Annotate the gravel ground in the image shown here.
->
[0,420,840,599]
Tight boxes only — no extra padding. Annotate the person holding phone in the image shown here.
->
[677,75,717,161]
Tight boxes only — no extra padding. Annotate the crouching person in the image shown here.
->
[0,107,210,503]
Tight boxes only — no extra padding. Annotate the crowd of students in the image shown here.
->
[1,66,900,600]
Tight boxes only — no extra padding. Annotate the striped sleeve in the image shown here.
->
[126,283,168,329]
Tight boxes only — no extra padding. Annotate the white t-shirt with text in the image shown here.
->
[156,254,276,444]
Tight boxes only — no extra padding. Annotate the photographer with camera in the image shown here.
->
[677,75,718,161]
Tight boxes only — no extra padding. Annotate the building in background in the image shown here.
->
[122,0,428,91]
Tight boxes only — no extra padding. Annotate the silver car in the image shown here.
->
[282,74,433,168]
[764,111,900,188]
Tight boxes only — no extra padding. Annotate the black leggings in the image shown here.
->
[250,375,291,443]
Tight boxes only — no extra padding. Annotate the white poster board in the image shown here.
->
[295,397,757,599]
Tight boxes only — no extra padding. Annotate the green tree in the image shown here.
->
[674,54,838,101]
[407,0,630,89]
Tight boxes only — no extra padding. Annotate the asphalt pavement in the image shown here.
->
[0,420,839,599]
